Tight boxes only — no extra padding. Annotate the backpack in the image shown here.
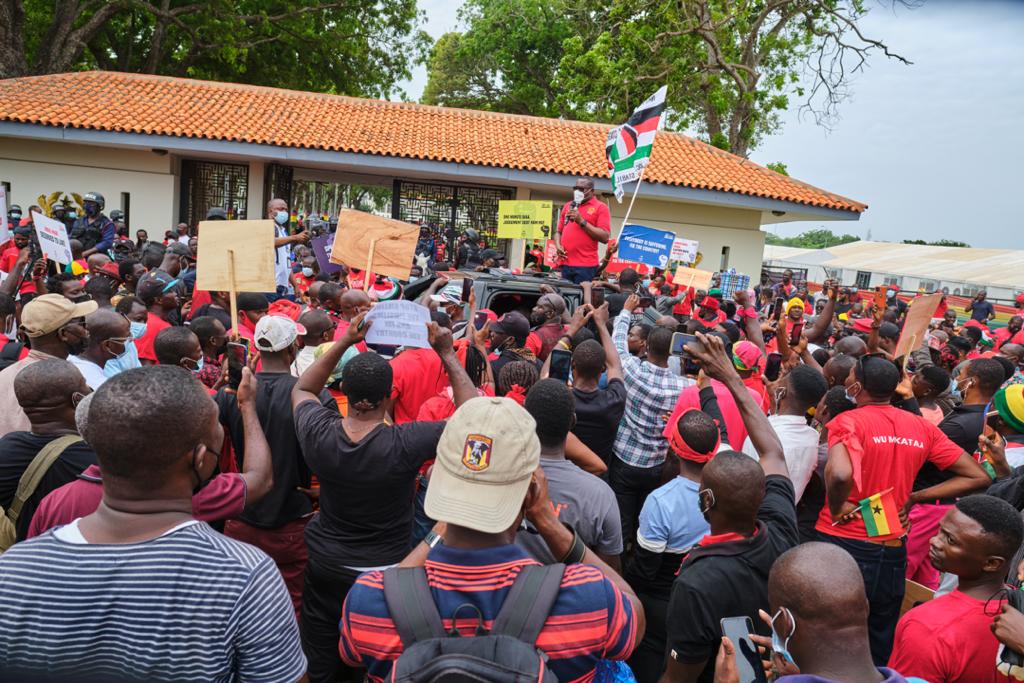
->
[382,563,565,683]
[0,434,83,552]
[0,340,24,371]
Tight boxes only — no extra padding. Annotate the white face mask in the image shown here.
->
[573,189,585,205]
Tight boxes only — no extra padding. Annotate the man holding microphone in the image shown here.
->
[555,177,610,284]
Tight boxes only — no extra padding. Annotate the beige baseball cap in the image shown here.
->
[20,294,98,338]
[424,396,540,533]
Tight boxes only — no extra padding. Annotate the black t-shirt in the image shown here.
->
[666,476,799,682]
[215,373,337,529]
[912,404,982,498]
[572,378,627,465]
[294,400,445,567]
[491,350,541,390]
[605,292,630,319]
[0,432,97,540]
[191,303,232,330]
[970,300,995,322]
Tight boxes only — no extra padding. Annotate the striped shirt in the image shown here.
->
[340,543,638,683]
[612,310,694,468]
[0,522,305,682]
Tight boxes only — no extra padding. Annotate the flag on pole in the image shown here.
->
[605,85,667,202]
[858,488,903,537]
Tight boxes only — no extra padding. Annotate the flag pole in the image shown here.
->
[619,163,648,233]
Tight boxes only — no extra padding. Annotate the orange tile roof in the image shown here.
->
[0,71,865,213]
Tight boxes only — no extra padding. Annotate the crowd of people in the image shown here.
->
[2,180,1024,683]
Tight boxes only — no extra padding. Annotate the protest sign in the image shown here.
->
[617,224,675,268]
[0,187,8,246]
[670,238,699,264]
[311,234,343,274]
[894,292,943,359]
[543,239,559,268]
[673,265,714,291]
[604,255,650,275]
[31,211,72,265]
[195,220,277,338]
[364,300,430,348]
[331,209,418,283]
[497,200,553,240]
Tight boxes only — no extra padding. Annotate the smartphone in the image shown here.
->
[642,306,661,326]
[720,617,768,683]
[227,341,248,391]
[789,321,804,345]
[473,310,489,330]
[638,296,655,309]
[764,352,783,382]
[549,348,572,383]
[670,332,698,357]
[460,277,473,303]
[773,297,785,320]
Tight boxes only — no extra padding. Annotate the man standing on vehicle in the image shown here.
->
[555,178,610,285]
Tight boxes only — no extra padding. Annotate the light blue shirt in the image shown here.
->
[637,476,709,553]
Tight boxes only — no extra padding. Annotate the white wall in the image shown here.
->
[0,139,174,239]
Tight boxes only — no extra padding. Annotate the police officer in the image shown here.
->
[456,228,483,270]
[7,204,22,235]
[70,191,116,257]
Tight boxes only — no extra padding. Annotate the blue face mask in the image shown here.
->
[129,320,148,339]
[771,607,796,664]
[104,340,140,378]
[274,211,289,226]
[949,377,961,401]
[301,267,314,278]
[185,356,204,374]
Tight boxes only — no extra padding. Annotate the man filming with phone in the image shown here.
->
[555,177,610,285]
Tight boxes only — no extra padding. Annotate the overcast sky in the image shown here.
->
[397,0,1024,248]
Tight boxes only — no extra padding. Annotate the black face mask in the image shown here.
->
[85,204,100,217]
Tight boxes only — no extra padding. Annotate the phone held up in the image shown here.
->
[548,348,573,383]
[720,616,768,683]
[226,341,248,391]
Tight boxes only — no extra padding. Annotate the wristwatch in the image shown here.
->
[423,530,444,548]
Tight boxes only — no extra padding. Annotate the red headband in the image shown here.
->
[668,408,720,464]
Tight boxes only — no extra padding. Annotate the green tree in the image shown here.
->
[423,0,911,156]
[766,228,859,248]
[0,0,429,98]
[902,239,970,247]
[766,162,789,176]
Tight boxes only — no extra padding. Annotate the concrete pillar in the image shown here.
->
[247,161,265,221]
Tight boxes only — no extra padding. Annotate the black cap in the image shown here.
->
[490,311,530,343]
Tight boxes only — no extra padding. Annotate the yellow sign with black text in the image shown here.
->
[497,200,553,240]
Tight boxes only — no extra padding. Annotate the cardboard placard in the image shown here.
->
[617,224,676,268]
[31,211,72,265]
[195,220,277,292]
[604,256,650,275]
[497,200,553,240]
[364,300,431,348]
[672,266,714,291]
[894,292,943,359]
[670,238,699,264]
[0,187,8,246]
[330,209,418,281]
[311,234,343,274]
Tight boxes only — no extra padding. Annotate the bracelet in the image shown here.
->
[423,530,444,548]
[558,523,587,564]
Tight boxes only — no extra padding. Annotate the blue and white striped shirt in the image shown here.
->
[0,521,305,682]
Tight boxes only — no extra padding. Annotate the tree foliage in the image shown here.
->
[423,0,911,156]
[902,239,970,248]
[766,228,858,248]
[0,0,429,98]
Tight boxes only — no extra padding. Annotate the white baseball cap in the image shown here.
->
[429,282,463,306]
[254,315,306,352]
[424,397,540,533]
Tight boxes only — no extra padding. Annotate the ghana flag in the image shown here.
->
[605,86,667,202]
[858,488,903,538]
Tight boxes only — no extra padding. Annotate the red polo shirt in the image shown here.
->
[390,347,448,424]
[134,312,171,363]
[557,197,610,267]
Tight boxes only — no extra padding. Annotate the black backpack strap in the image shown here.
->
[382,567,446,647]
[491,563,565,645]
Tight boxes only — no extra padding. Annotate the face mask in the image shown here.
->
[844,382,861,404]
[949,377,962,401]
[183,356,204,374]
[771,607,796,664]
[274,211,289,226]
[105,338,133,361]
[301,267,314,278]
[85,204,99,217]
[698,488,715,517]
[129,320,148,339]
[573,189,585,205]
[10,213,20,222]
[104,340,140,378]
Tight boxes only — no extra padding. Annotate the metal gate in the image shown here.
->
[179,159,249,226]
[393,180,513,258]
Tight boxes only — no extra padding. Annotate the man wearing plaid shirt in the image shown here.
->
[611,294,695,546]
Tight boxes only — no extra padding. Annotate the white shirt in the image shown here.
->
[741,414,820,502]
[69,355,108,390]
[177,235,190,244]
[274,224,291,291]
[291,346,317,377]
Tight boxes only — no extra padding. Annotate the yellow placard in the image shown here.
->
[673,266,715,291]
[497,200,553,240]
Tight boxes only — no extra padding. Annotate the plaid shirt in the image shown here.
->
[612,310,694,468]
[718,271,750,299]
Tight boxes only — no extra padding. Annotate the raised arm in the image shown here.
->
[234,368,274,503]
[591,303,623,382]
[686,333,788,479]
[428,322,476,408]
[806,284,838,344]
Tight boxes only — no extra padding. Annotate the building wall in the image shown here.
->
[0,139,175,238]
